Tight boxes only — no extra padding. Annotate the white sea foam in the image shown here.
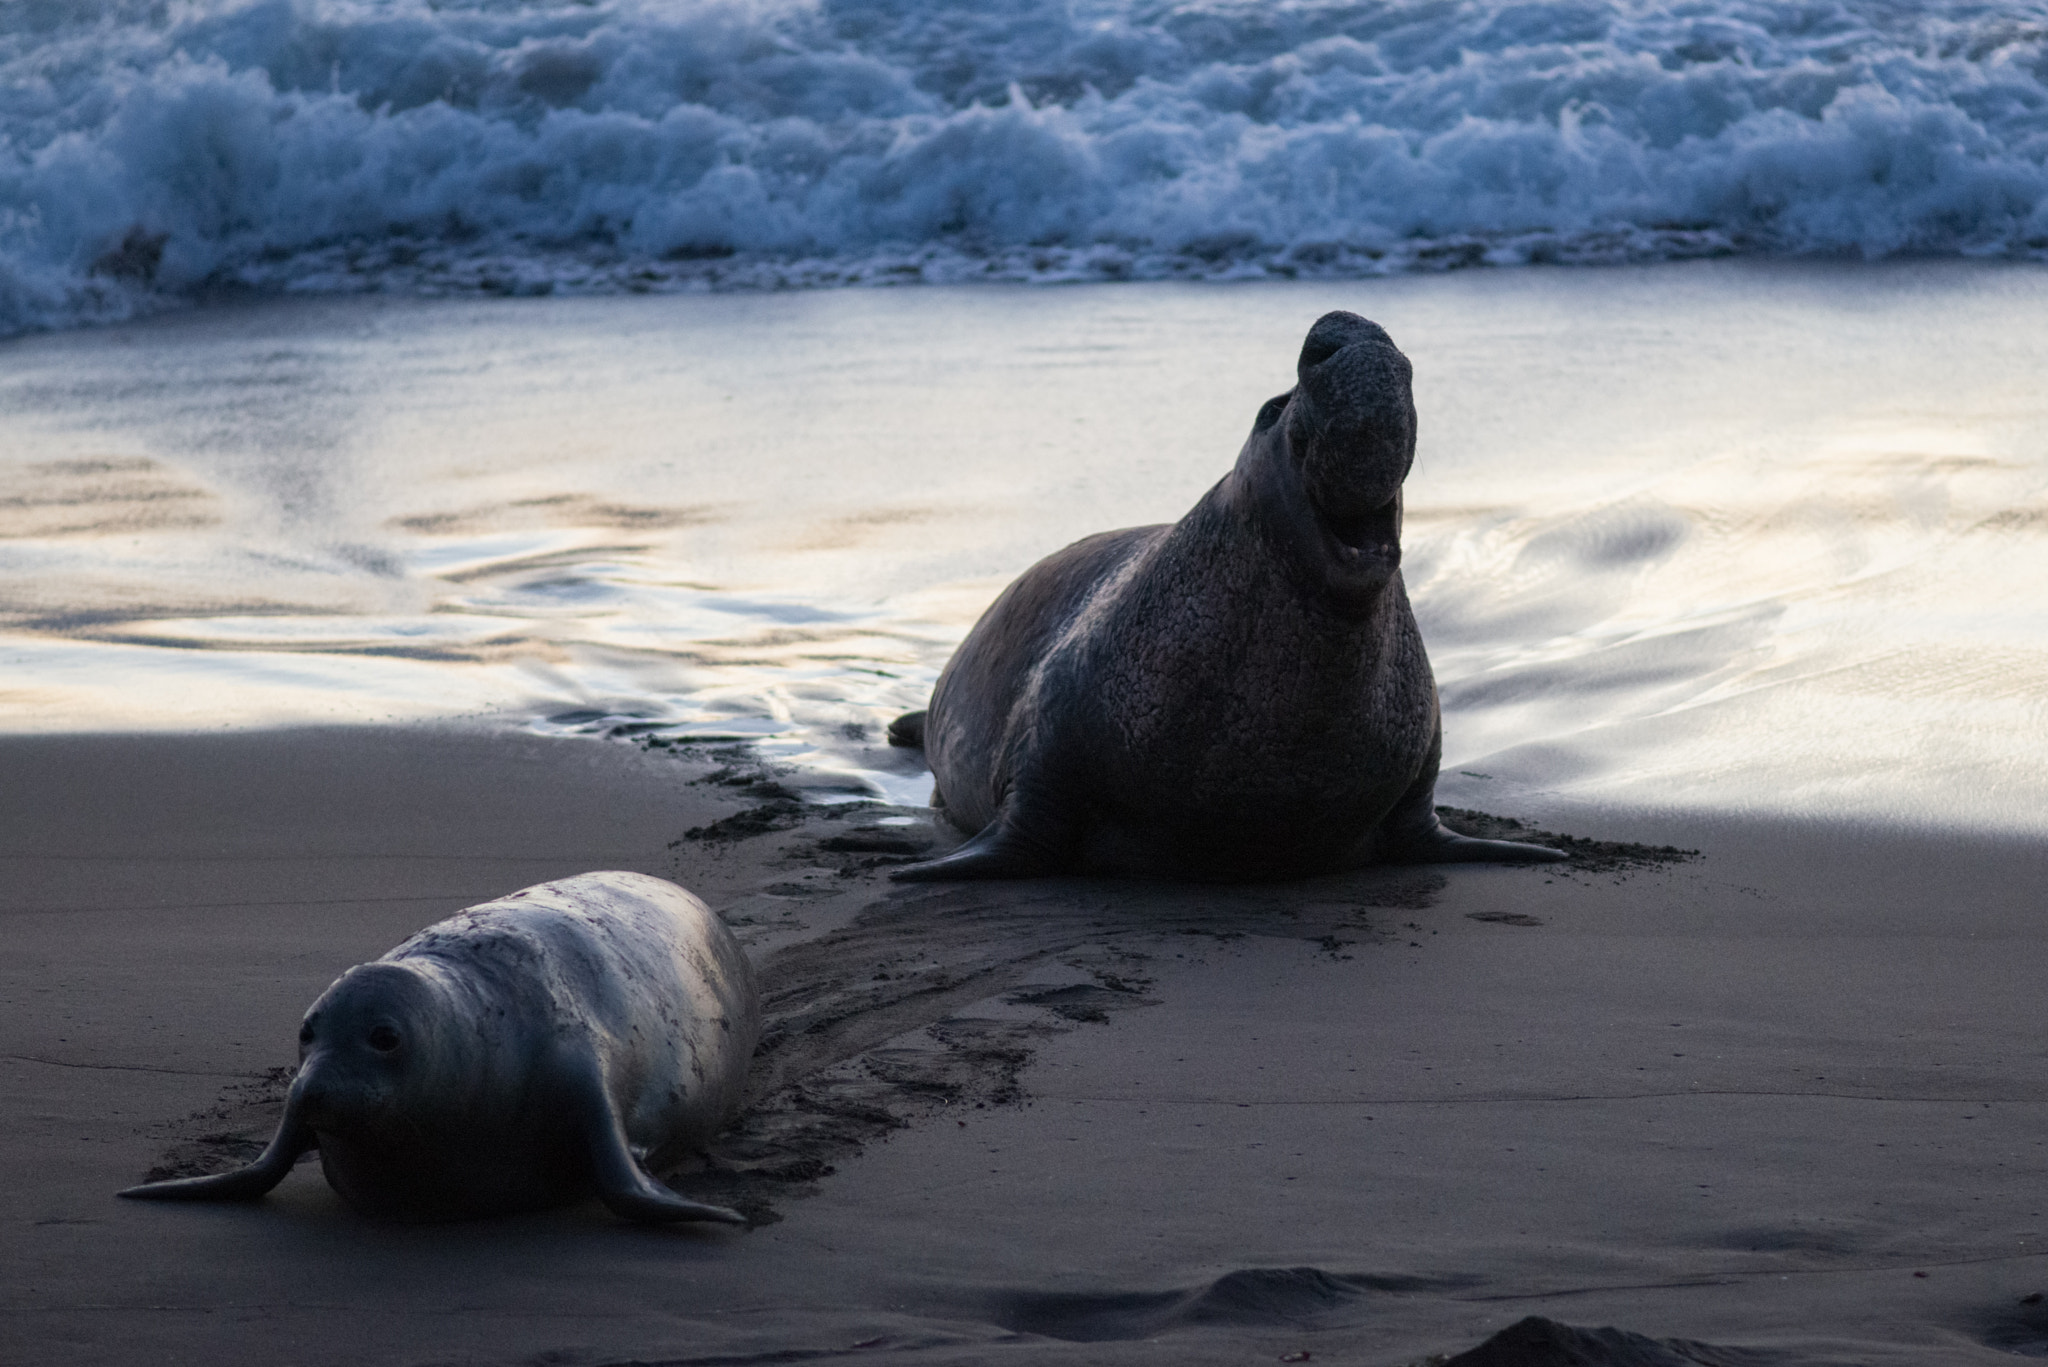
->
[5,0,2048,335]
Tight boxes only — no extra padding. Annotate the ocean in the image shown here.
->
[2,1,2047,834]
[5,0,2048,333]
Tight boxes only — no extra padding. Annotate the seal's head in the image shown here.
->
[291,962,463,1136]
[1286,312,1415,557]
[1250,311,1416,610]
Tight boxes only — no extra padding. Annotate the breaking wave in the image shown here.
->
[5,0,2048,334]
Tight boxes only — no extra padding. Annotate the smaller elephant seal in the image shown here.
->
[120,871,759,1224]
[890,311,1562,881]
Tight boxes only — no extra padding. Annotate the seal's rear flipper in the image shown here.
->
[886,710,926,748]
[568,1051,747,1225]
[119,1119,314,1203]
[889,818,1057,881]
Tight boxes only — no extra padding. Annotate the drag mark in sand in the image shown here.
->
[129,751,1690,1225]
[652,774,1695,1222]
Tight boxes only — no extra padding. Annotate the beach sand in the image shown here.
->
[5,724,2045,1365]
[9,1,2048,1354]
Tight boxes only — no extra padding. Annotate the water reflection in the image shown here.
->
[2,264,2045,831]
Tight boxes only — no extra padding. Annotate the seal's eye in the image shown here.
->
[367,1025,401,1053]
[298,1021,315,1045]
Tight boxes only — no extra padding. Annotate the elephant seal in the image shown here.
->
[891,311,1561,881]
[120,871,759,1224]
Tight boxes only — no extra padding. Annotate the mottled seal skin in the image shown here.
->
[891,311,1562,881]
[120,871,760,1224]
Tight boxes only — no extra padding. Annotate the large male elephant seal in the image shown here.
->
[120,871,759,1224]
[890,311,1561,881]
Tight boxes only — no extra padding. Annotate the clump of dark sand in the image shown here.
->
[1441,1314,1777,1366]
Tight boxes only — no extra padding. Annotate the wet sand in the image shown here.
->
[4,725,2046,1365]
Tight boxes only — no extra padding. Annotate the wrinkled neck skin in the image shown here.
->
[1220,390,1406,621]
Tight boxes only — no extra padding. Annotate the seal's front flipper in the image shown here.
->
[1378,743,1565,865]
[886,710,927,748]
[1386,821,1566,865]
[889,816,1060,881]
[119,1115,315,1203]
[568,1052,746,1225]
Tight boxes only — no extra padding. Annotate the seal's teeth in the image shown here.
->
[1323,495,1400,552]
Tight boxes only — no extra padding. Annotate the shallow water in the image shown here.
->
[4,260,2047,830]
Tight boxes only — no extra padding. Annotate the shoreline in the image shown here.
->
[4,723,2045,1364]
[11,261,2048,838]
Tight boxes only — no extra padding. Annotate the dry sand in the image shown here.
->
[3,725,2046,1365]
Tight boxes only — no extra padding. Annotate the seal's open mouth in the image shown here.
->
[1322,495,1400,560]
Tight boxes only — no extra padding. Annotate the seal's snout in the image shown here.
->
[1285,311,1416,540]
[290,1055,359,1132]
[292,1035,402,1131]
[1296,310,1393,378]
